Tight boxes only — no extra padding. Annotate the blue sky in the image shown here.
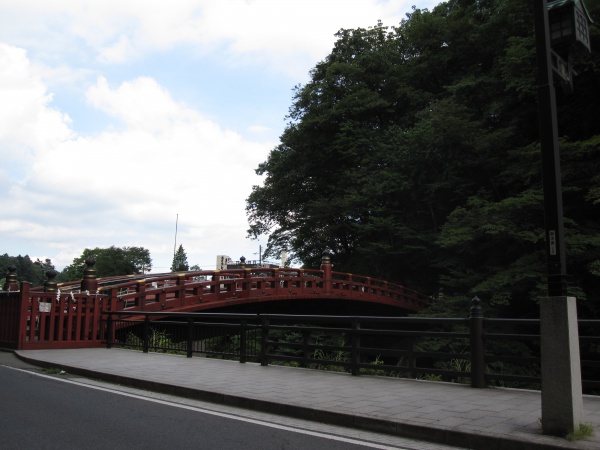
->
[0,0,439,273]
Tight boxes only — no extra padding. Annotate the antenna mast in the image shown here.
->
[174,214,178,257]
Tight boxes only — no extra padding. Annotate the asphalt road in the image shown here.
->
[0,361,389,450]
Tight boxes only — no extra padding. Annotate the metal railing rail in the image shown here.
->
[102,310,600,393]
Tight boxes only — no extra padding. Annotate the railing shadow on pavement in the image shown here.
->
[102,307,600,394]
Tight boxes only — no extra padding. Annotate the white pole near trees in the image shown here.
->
[174,214,178,259]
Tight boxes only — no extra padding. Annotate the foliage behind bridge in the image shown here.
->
[246,0,600,317]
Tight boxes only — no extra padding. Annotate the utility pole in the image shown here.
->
[534,0,567,297]
[533,0,592,436]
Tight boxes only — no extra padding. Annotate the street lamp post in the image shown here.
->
[533,0,592,437]
[534,0,568,298]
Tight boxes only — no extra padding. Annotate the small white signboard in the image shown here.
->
[39,302,51,313]
[549,230,557,256]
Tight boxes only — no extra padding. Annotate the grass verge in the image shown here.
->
[565,424,594,441]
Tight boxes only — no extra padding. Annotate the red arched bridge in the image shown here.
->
[0,256,429,350]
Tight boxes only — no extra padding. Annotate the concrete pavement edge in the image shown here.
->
[13,350,590,450]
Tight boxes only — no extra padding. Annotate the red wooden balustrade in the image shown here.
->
[0,259,429,350]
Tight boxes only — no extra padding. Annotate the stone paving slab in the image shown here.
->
[15,348,600,450]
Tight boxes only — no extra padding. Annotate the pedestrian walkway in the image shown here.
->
[15,348,600,450]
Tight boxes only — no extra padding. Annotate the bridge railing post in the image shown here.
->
[351,317,361,376]
[80,257,98,293]
[3,265,19,291]
[44,269,58,293]
[470,296,486,388]
[107,287,118,312]
[260,315,270,366]
[18,282,31,350]
[408,337,416,379]
[272,268,280,292]
[186,317,193,358]
[241,269,252,298]
[240,320,247,363]
[177,274,186,306]
[210,272,221,299]
[137,281,147,310]
[106,312,114,349]
[302,330,310,365]
[143,314,150,353]
[365,277,372,295]
[320,253,332,294]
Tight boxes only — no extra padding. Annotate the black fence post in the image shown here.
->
[408,337,416,378]
[106,312,113,349]
[186,317,193,358]
[351,317,360,376]
[470,296,486,388]
[143,314,150,354]
[260,315,270,366]
[302,330,310,366]
[240,320,247,363]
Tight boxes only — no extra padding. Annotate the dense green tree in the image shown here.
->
[34,258,55,272]
[247,0,600,317]
[171,244,189,272]
[0,254,52,287]
[59,246,152,282]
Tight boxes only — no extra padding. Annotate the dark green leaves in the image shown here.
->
[247,0,600,317]
[59,246,152,281]
[171,244,189,272]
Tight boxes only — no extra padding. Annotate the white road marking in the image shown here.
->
[3,365,411,449]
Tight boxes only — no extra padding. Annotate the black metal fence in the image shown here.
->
[104,312,261,361]
[102,308,600,393]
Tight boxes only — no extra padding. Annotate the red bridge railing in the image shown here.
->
[0,256,429,350]
[96,268,428,314]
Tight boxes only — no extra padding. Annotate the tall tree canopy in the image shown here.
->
[59,246,152,282]
[247,0,600,317]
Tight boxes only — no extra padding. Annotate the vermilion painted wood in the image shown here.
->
[0,290,21,348]
[1,263,428,350]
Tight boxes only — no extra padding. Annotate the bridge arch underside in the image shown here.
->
[151,296,418,316]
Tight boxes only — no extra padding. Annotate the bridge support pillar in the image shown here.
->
[540,296,583,436]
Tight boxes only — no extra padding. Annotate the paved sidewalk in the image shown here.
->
[15,348,600,450]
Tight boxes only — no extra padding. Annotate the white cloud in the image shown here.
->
[0,44,272,271]
[0,0,438,77]
[97,34,138,64]
[0,0,440,273]
[247,125,271,133]
[0,43,73,156]
[86,76,182,131]
[29,62,94,88]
